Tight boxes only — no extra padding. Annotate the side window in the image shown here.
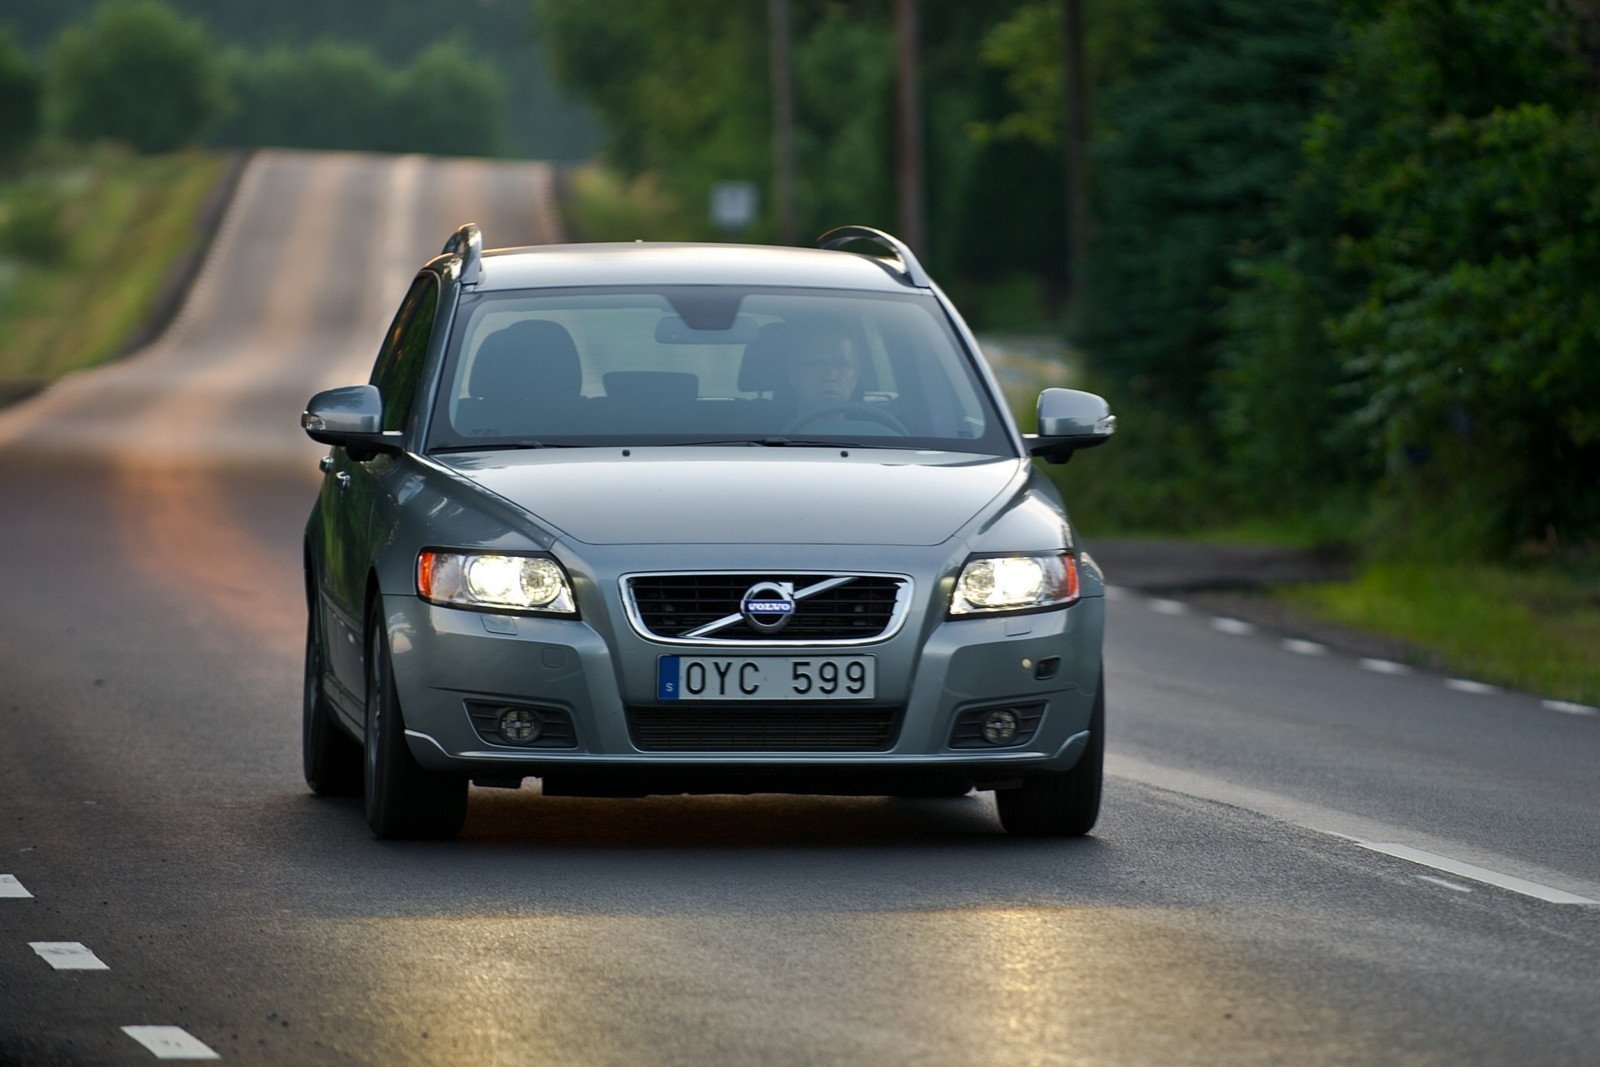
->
[370,276,440,433]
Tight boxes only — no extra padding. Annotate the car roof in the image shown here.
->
[460,242,924,294]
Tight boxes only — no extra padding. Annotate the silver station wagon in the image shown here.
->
[301,225,1115,839]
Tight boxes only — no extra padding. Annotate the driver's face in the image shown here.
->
[787,337,859,410]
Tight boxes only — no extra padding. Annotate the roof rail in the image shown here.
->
[442,223,483,286]
[816,225,930,288]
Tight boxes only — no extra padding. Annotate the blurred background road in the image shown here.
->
[1,150,1597,1066]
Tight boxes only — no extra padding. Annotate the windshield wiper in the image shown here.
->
[672,437,905,449]
[430,441,557,454]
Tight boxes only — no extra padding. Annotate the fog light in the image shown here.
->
[498,707,542,744]
[981,708,1019,745]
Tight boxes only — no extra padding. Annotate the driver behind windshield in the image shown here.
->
[779,329,861,419]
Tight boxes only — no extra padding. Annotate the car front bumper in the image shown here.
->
[382,583,1104,793]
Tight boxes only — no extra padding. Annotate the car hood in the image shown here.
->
[437,447,1024,546]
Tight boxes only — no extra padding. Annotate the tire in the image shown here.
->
[996,672,1104,837]
[303,598,362,797]
[364,610,468,840]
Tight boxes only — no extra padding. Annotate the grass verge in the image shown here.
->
[0,144,228,399]
[1279,561,1600,705]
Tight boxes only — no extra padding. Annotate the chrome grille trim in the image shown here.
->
[620,571,914,646]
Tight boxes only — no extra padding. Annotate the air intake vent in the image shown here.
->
[628,706,900,751]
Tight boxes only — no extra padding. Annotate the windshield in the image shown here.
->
[425,286,1014,455]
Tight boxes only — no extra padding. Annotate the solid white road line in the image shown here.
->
[1445,678,1498,695]
[121,1027,221,1061]
[1109,754,1600,906]
[30,942,109,970]
[1281,638,1327,656]
[1359,657,1411,675]
[0,874,32,898]
[1544,699,1598,717]
[1211,617,1256,636]
[1149,598,1188,615]
[1356,842,1599,904]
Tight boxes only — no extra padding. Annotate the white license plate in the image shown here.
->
[657,655,875,701]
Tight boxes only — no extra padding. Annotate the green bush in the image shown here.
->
[213,38,507,157]
[392,40,506,158]
[0,29,43,166]
[0,179,69,263]
[47,0,228,154]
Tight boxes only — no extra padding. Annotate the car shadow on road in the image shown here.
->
[264,785,1130,918]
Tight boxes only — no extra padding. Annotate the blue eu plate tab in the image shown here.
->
[657,656,680,701]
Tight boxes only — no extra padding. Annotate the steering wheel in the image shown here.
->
[784,403,909,435]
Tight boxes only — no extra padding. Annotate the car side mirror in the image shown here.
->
[1025,387,1115,464]
[301,385,403,456]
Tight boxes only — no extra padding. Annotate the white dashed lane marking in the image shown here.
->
[1445,678,1499,695]
[0,874,32,898]
[30,941,109,970]
[121,1027,221,1061]
[1135,593,1593,716]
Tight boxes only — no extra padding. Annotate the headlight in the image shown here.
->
[949,552,1079,616]
[417,551,577,615]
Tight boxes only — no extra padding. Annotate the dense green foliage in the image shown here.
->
[46,0,228,154]
[0,29,42,166]
[1216,0,1600,554]
[18,1,512,159]
[534,0,1069,292]
[6,0,596,158]
[1081,0,1337,413]
[214,39,507,157]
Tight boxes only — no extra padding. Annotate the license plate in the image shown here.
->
[657,655,875,702]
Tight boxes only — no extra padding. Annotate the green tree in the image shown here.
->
[47,0,228,153]
[213,39,508,157]
[394,40,508,158]
[1224,0,1600,552]
[0,29,43,166]
[535,0,768,224]
[215,42,396,152]
[1077,0,1337,415]
[533,0,1066,290]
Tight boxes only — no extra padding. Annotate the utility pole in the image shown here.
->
[893,0,926,257]
[769,0,798,245]
[1062,0,1089,307]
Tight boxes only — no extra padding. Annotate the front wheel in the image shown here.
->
[995,673,1104,837]
[364,610,468,840]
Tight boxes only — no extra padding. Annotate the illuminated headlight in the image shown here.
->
[949,553,1079,616]
[417,551,577,615]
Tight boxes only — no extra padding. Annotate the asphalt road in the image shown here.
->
[2,150,1597,1066]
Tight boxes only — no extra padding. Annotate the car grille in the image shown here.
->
[627,706,901,751]
[623,573,910,644]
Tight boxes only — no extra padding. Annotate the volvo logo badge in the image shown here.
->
[740,581,796,633]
